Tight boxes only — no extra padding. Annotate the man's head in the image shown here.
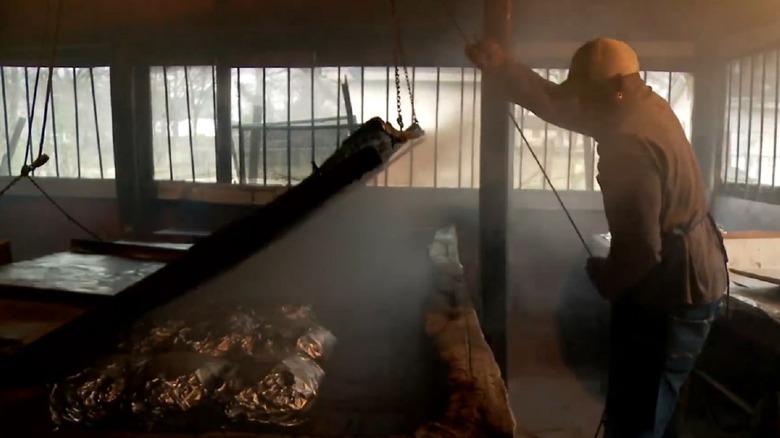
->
[560,38,641,110]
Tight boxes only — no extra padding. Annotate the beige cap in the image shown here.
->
[563,38,640,88]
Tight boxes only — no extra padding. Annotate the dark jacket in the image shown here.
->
[500,62,728,307]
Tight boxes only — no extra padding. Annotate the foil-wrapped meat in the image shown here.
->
[225,354,325,426]
[49,356,141,427]
[130,353,232,429]
[296,325,337,361]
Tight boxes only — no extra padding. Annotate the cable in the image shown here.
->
[25,176,103,241]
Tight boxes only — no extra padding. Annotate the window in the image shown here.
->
[0,66,114,178]
[152,65,693,191]
[722,51,779,190]
[150,66,217,182]
[515,69,694,191]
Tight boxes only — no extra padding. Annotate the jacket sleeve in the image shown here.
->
[596,136,664,300]
[500,62,590,135]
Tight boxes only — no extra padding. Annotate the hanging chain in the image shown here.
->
[390,0,418,130]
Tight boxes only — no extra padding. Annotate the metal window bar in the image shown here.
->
[72,67,81,177]
[745,57,755,187]
[724,63,732,184]
[758,54,767,191]
[542,68,550,189]
[163,67,173,180]
[236,68,245,184]
[89,68,104,179]
[211,66,218,175]
[1,68,11,174]
[775,51,780,187]
[470,68,477,188]
[735,59,744,184]
[310,66,315,167]
[383,66,389,187]
[183,66,195,181]
[263,68,267,186]
[667,71,673,102]
[336,66,342,149]
[287,67,292,185]
[50,74,59,176]
[24,68,32,165]
[458,67,465,188]
[434,67,441,188]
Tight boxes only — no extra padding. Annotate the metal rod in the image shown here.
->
[287,67,292,185]
[735,58,744,185]
[183,66,195,181]
[262,68,267,185]
[211,65,218,180]
[409,67,416,187]
[693,370,756,416]
[434,67,441,188]
[774,51,780,187]
[89,68,104,179]
[1,68,11,174]
[724,63,733,183]
[383,66,389,186]
[336,66,342,150]
[518,102,525,189]
[745,57,755,188]
[470,68,477,188]
[50,71,59,176]
[72,67,81,177]
[24,67,34,166]
[667,71,673,102]
[310,66,315,166]
[237,68,245,184]
[458,67,465,188]
[163,67,173,180]
[542,69,550,189]
[758,54,767,191]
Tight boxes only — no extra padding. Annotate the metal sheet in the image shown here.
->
[0,253,163,296]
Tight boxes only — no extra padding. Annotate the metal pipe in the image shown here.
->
[287,67,292,185]
[163,66,173,180]
[72,67,81,177]
[89,67,104,179]
[434,67,441,188]
[1,68,11,174]
[458,67,465,188]
[50,71,59,176]
[183,66,195,181]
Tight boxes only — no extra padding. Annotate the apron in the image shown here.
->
[606,212,729,433]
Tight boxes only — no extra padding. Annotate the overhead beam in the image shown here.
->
[701,20,780,60]
[479,0,512,380]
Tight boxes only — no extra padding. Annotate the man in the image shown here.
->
[466,38,729,437]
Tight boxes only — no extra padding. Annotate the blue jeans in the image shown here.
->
[604,298,721,438]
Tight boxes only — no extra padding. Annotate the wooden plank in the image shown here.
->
[2,144,386,386]
[730,267,780,286]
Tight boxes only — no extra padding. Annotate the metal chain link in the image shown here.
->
[390,0,417,130]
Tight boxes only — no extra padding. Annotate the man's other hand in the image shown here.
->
[465,40,508,70]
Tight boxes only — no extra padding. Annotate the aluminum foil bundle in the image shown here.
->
[225,354,325,426]
[296,325,337,361]
[130,353,232,429]
[49,356,139,427]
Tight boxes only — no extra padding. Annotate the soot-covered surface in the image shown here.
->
[2,190,443,437]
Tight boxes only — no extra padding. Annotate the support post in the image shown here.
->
[691,62,727,201]
[215,64,233,183]
[479,0,513,380]
[111,51,155,233]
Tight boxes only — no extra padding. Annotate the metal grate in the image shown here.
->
[722,50,780,192]
[0,66,114,178]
